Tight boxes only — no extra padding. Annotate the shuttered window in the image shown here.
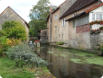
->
[73,15,89,27]
[91,12,103,21]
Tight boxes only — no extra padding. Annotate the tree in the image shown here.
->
[30,0,50,20]
[2,21,27,41]
[29,0,51,37]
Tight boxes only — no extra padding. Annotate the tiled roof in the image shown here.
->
[85,2,103,13]
[60,0,98,19]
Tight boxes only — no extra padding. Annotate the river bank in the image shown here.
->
[0,57,55,78]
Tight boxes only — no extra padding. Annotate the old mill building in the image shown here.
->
[47,0,103,50]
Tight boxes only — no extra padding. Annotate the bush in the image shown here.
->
[0,21,27,56]
[0,30,6,36]
[56,42,64,45]
[6,43,47,68]
[0,36,9,56]
[2,21,27,41]
[100,27,103,30]
[7,39,21,46]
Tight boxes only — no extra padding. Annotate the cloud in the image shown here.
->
[0,0,65,22]
[50,0,65,6]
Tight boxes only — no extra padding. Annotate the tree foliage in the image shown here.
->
[0,21,27,55]
[29,0,56,37]
[30,0,50,20]
[2,21,27,41]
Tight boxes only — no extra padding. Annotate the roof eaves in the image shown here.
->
[85,2,103,13]
[66,12,86,21]
[60,0,98,19]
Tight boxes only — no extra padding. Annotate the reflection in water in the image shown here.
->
[35,46,103,78]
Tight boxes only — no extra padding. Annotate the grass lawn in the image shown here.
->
[0,57,55,78]
[0,57,34,78]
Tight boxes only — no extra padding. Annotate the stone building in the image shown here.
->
[47,0,77,43]
[0,6,29,39]
[47,0,103,50]
[40,29,48,43]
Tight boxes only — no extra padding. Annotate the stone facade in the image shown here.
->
[40,29,48,43]
[0,7,29,40]
[47,0,103,50]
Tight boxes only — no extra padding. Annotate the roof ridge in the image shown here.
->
[0,6,29,28]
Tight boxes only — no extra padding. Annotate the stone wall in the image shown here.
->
[0,7,29,40]
[47,0,103,50]
[67,21,91,49]
[40,29,48,43]
[90,31,103,49]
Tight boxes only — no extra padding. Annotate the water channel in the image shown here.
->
[35,46,103,78]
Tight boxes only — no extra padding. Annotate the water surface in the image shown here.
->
[35,46,103,78]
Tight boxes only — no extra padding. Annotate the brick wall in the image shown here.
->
[76,24,90,33]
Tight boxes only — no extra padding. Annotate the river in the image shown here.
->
[35,46,103,78]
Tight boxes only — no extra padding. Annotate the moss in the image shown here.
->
[70,52,103,66]
[56,42,64,45]
[86,57,103,65]
[53,46,103,66]
[70,58,85,64]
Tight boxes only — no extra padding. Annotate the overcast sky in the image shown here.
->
[0,0,65,22]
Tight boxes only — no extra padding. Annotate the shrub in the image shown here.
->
[7,39,21,46]
[0,21,27,55]
[0,30,6,36]
[2,21,27,41]
[0,36,9,56]
[100,27,103,30]
[6,43,47,68]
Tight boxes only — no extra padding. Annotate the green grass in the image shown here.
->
[0,57,34,78]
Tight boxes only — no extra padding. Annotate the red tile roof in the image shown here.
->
[85,2,103,13]
[60,0,98,19]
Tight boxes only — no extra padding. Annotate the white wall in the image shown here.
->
[89,6,103,22]
[89,6,103,30]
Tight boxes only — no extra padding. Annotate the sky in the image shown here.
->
[0,0,65,22]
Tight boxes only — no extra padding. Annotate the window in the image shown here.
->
[91,12,103,21]
[96,13,102,21]
[73,20,76,27]
[54,15,58,20]
[62,19,65,26]
[92,13,95,21]
[73,15,89,27]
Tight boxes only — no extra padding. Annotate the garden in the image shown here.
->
[0,21,55,78]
